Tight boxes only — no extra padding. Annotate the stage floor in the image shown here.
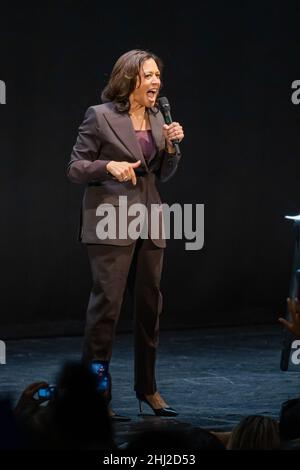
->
[1,325,299,445]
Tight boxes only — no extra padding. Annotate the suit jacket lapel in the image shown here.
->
[103,111,146,166]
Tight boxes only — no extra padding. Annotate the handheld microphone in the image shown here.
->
[158,96,181,155]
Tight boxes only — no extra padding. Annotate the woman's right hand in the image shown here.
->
[106,160,142,186]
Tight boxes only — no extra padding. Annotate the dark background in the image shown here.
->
[1,1,300,338]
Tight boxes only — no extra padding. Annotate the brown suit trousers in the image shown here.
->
[82,238,164,394]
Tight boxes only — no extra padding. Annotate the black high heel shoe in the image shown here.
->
[136,392,178,417]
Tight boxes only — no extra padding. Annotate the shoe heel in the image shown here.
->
[136,392,178,417]
[138,399,142,413]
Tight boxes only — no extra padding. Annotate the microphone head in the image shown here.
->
[158,96,170,112]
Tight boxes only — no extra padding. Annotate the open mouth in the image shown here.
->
[146,89,158,100]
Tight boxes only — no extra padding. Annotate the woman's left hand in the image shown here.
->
[163,122,184,152]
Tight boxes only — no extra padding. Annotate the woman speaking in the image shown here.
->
[68,49,184,418]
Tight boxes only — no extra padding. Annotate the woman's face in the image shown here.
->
[129,58,161,109]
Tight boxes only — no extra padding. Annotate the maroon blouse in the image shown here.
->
[135,130,156,162]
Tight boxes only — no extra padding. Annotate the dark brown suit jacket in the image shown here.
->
[68,102,181,246]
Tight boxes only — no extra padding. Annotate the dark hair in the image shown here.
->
[126,427,225,452]
[101,49,163,113]
[279,398,300,441]
[228,415,280,450]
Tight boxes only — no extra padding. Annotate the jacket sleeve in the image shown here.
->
[156,149,182,183]
[67,106,111,184]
